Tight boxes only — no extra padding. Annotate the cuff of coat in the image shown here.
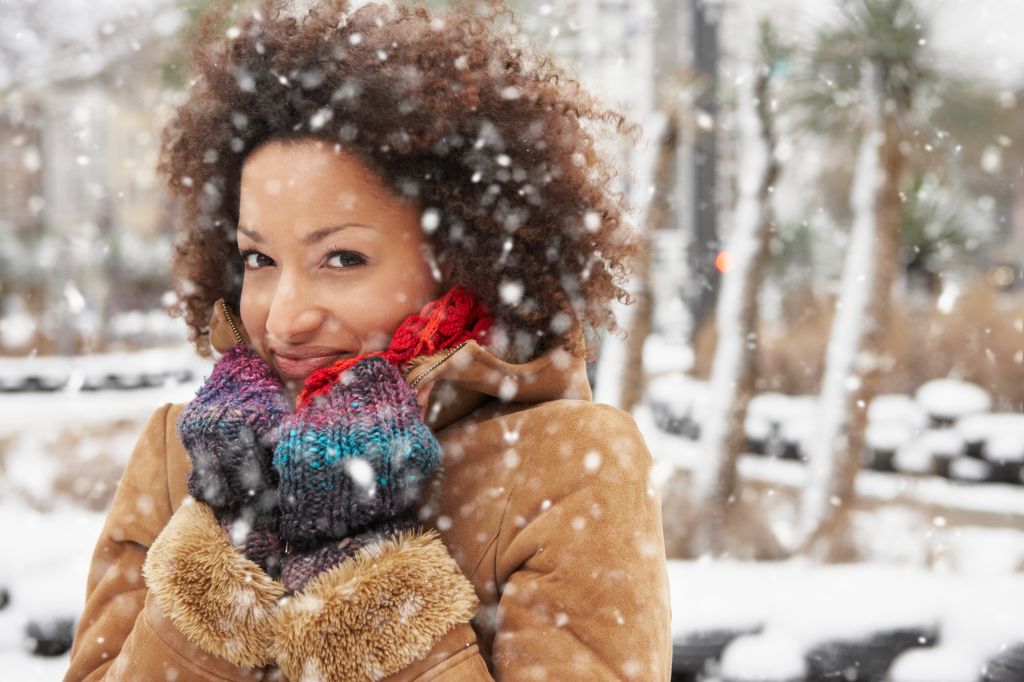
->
[142,498,287,670]
[271,528,480,682]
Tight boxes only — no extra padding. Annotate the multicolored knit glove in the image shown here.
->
[273,356,442,592]
[278,511,420,592]
[177,345,292,574]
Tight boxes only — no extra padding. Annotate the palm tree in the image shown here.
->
[789,0,938,560]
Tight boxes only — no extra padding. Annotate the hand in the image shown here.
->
[177,345,291,573]
[278,512,419,593]
[272,356,442,549]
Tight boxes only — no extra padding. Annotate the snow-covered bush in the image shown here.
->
[720,632,806,682]
[916,379,991,426]
[646,374,708,439]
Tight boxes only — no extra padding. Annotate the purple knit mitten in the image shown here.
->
[178,345,292,574]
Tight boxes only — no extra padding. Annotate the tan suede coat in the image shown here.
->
[66,304,672,681]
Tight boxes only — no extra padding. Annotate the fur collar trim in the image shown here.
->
[142,499,286,669]
[143,498,479,679]
[271,528,479,681]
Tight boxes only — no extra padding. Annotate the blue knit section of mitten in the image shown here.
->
[272,356,441,548]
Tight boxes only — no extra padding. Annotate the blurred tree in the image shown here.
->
[687,0,721,336]
[690,19,786,559]
[793,0,936,561]
[900,172,986,294]
[160,0,223,89]
[618,89,682,415]
[779,0,1011,281]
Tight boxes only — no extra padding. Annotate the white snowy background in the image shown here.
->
[2,0,1024,680]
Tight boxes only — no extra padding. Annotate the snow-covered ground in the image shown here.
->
[640,399,1024,680]
[0,503,106,680]
[670,559,1024,680]
[0,348,207,678]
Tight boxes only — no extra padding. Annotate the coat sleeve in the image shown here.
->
[488,401,674,680]
[64,404,270,682]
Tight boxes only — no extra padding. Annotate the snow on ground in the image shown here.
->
[0,352,206,678]
[0,381,200,437]
[669,558,1024,643]
[0,502,106,679]
[677,559,1024,680]
[640,384,1024,679]
[640,405,1024,521]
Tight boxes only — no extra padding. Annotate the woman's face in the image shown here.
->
[237,138,441,395]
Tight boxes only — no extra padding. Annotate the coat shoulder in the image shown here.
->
[517,399,653,479]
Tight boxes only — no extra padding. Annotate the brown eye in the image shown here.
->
[240,250,273,269]
[326,251,367,269]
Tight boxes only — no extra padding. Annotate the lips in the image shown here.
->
[271,348,350,380]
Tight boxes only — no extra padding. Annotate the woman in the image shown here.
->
[65,0,672,680]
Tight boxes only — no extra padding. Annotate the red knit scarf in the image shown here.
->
[297,286,492,409]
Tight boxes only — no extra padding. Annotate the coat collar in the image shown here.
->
[208,299,592,431]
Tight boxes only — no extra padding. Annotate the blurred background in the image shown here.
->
[1,0,1022,679]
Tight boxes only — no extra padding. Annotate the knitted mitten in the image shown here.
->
[273,356,442,587]
[279,511,420,593]
[177,345,292,574]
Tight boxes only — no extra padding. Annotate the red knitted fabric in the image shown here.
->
[296,286,492,409]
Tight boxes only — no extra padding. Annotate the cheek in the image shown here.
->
[239,279,270,347]
[329,296,406,350]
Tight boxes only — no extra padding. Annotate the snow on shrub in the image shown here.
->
[894,430,964,474]
[915,379,991,423]
[956,413,1024,462]
[947,457,992,483]
[720,631,806,682]
[888,646,986,682]
[868,394,927,431]
[646,374,707,418]
[866,422,916,453]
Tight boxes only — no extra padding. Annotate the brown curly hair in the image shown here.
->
[158,0,639,362]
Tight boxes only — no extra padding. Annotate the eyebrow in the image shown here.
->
[237,223,374,245]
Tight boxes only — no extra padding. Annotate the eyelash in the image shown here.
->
[238,248,368,271]
[238,249,272,270]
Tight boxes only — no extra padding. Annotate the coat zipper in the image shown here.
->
[220,300,245,346]
[408,340,470,388]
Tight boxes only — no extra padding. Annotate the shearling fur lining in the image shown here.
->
[271,528,480,682]
[143,498,286,670]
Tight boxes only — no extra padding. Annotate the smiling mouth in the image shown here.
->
[272,352,348,380]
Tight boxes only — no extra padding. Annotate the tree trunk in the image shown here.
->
[618,110,680,414]
[691,50,782,559]
[800,77,904,562]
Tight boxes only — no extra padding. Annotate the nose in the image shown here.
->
[264,271,325,344]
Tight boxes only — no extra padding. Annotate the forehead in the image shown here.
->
[237,139,413,234]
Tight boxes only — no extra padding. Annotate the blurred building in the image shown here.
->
[0,1,185,354]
